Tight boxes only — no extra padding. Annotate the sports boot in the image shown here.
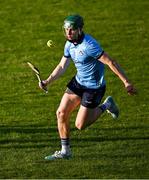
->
[104,96,119,119]
[45,151,72,160]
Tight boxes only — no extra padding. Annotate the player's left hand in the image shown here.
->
[125,83,137,95]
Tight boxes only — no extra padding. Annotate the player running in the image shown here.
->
[39,14,136,160]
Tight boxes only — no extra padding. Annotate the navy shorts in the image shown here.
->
[67,77,106,108]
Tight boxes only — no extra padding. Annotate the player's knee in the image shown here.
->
[56,109,66,123]
[75,121,85,130]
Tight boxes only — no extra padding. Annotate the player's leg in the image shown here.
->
[56,88,81,139]
[75,86,105,129]
[75,96,119,130]
[45,88,81,160]
[75,105,102,130]
[75,86,119,130]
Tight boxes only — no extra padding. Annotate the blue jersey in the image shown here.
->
[64,34,105,89]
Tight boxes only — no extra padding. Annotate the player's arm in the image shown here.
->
[98,52,136,95]
[47,56,70,84]
[39,56,70,88]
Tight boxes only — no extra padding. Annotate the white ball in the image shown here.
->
[47,40,53,47]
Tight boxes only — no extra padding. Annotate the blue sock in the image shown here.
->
[61,138,70,146]
[99,104,107,112]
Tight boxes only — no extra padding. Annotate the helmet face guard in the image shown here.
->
[64,21,77,30]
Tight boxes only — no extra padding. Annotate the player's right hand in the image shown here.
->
[38,80,48,92]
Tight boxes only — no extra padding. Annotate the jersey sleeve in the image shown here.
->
[64,41,71,58]
[86,39,104,59]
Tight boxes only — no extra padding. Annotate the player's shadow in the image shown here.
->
[72,125,149,146]
[0,124,56,134]
[0,125,59,149]
[72,126,149,160]
[0,125,148,149]
[78,135,149,143]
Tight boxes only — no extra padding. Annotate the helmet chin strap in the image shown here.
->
[78,29,82,36]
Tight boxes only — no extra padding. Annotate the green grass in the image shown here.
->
[0,0,149,178]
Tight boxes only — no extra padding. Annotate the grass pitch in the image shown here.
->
[0,0,149,178]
